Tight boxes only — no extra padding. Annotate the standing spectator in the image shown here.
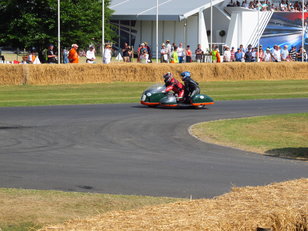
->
[170,46,179,63]
[239,44,245,53]
[138,43,147,62]
[160,43,169,63]
[172,43,177,53]
[281,45,289,61]
[258,45,264,62]
[144,42,152,63]
[223,46,231,62]
[289,46,297,61]
[140,49,149,64]
[297,46,307,61]
[216,46,221,63]
[195,44,204,62]
[86,45,96,63]
[137,44,142,62]
[272,45,281,62]
[47,44,57,63]
[242,0,249,8]
[122,43,130,62]
[28,50,36,64]
[230,47,235,62]
[127,46,133,62]
[185,45,192,63]
[68,44,79,63]
[235,48,244,62]
[166,40,172,60]
[251,47,257,62]
[211,46,218,63]
[63,48,69,64]
[245,47,253,62]
[264,48,272,62]
[103,44,112,64]
[177,43,185,63]
[280,1,288,11]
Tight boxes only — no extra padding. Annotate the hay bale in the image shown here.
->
[39,178,308,231]
[1,62,308,85]
[0,64,24,85]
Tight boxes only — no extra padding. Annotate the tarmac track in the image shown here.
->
[0,98,307,198]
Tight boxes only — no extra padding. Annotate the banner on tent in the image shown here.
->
[260,12,308,49]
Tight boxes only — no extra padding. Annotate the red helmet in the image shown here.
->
[163,72,173,83]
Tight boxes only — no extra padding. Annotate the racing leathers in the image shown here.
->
[183,77,200,103]
[164,77,185,100]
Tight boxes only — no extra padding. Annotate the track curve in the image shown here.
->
[0,98,307,198]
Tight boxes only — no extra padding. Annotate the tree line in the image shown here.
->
[0,0,115,52]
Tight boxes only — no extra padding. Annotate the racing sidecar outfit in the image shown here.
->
[165,77,185,100]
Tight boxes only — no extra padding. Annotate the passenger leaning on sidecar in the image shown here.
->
[163,72,185,101]
[181,71,200,103]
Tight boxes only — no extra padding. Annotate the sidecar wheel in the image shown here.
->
[195,105,206,109]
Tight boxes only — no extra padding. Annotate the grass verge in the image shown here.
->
[0,188,181,231]
[39,179,308,231]
[0,80,308,107]
[191,113,308,160]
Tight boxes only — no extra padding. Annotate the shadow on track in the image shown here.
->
[131,105,210,110]
[265,147,308,161]
[0,126,30,130]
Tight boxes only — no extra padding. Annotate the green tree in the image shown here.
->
[0,0,115,51]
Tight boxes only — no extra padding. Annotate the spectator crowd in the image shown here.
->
[227,0,308,12]
[0,40,307,64]
[132,39,307,63]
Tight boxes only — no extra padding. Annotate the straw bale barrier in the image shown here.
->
[40,179,308,231]
[1,62,308,85]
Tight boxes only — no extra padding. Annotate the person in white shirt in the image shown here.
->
[165,40,172,60]
[242,0,249,8]
[264,48,272,62]
[140,50,149,64]
[281,45,289,61]
[103,44,112,64]
[251,47,257,61]
[86,46,96,64]
[272,45,281,62]
[223,46,231,62]
[160,43,169,63]
[177,43,185,63]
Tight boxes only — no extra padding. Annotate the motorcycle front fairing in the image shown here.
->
[140,84,166,106]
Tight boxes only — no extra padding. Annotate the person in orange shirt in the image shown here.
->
[28,50,36,64]
[185,45,192,62]
[68,44,79,63]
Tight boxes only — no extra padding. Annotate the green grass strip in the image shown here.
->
[191,113,308,160]
[0,80,308,107]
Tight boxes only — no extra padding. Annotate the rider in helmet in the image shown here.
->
[180,71,200,103]
[163,72,185,101]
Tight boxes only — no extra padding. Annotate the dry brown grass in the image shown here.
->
[1,62,308,85]
[0,188,179,229]
[40,179,308,231]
